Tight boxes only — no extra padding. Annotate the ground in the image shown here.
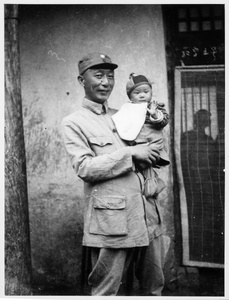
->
[32,267,224,296]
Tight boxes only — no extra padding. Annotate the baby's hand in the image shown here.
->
[147,106,158,119]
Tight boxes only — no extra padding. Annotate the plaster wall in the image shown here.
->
[19,4,174,293]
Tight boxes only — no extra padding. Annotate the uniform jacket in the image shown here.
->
[61,98,164,248]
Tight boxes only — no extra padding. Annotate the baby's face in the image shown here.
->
[130,84,152,103]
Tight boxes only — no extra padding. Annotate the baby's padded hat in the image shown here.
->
[78,52,118,75]
[126,73,152,98]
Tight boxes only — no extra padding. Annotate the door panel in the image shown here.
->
[175,66,224,268]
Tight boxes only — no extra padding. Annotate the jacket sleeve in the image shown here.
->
[145,102,170,129]
[61,118,134,183]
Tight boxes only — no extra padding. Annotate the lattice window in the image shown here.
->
[175,66,224,268]
[177,5,224,33]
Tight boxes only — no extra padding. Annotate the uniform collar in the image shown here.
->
[82,98,108,114]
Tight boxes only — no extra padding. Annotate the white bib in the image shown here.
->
[112,102,148,141]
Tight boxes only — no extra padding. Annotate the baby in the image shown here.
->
[112,73,170,198]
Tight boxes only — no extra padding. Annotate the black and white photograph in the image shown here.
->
[3,1,227,298]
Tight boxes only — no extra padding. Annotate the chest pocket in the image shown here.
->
[88,136,114,155]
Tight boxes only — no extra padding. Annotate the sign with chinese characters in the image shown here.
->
[176,44,224,65]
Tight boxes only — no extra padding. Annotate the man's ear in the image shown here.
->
[78,75,85,87]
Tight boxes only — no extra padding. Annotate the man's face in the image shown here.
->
[82,68,115,104]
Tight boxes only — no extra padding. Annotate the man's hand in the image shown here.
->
[130,143,160,166]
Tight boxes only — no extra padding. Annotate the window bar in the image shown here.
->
[197,5,202,33]
[197,80,204,259]
[191,84,195,127]
[214,72,224,213]
[199,84,203,110]
[183,73,188,133]
[189,75,196,247]
[210,6,215,31]
[207,83,212,137]
[206,78,215,262]
[184,72,196,250]
[187,7,191,32]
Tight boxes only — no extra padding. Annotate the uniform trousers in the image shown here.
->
[88,234,165,296]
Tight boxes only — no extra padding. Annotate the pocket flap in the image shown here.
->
[89,136,113,147]
[93,195,126,209]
